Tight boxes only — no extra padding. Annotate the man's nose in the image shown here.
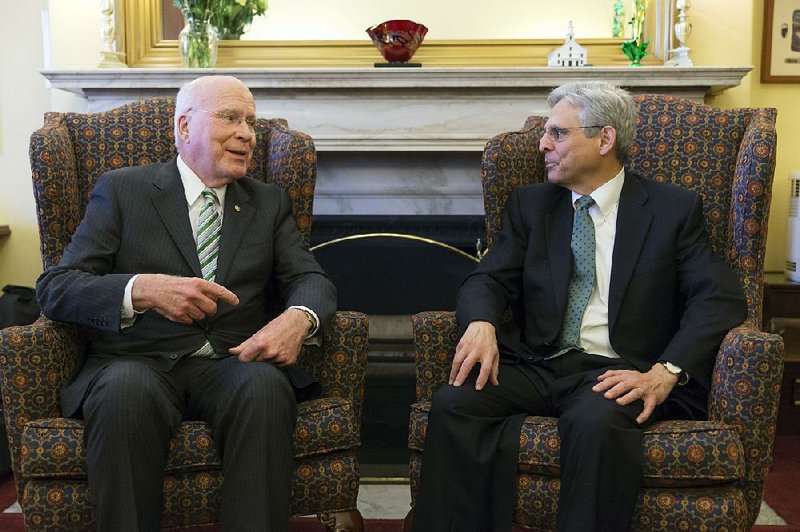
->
[539,134,552,152]
[234,121,254,140]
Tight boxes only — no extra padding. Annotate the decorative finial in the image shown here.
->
[666,0,693,66]
[99,0,127,67]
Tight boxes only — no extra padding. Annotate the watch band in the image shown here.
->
[299,308,317,335]
[661,362,689,386]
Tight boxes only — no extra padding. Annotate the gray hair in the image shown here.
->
[547,81,637,163]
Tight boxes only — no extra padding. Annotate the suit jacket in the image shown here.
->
[36,158,336,416]
[457,172,746,397]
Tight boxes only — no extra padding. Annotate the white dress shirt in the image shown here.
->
[570,168,625,359]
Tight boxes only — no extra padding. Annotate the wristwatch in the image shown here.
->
[661,362,689,386]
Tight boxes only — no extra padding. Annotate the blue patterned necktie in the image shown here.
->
[557,195,596,349]
[192,189,222,359]
[197,189,221,282]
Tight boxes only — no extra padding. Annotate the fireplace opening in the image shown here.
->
[311,215,484,478]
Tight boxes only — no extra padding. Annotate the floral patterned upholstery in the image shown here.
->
[0,98,369,530]
[408,95,783,530]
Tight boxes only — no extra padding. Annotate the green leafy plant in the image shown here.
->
[174,0,218,24]
[173,0,268,41]
[211,0,268,40]
[621,0,649,66]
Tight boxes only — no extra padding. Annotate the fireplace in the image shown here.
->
[310,215,485,477]
[310,215,483,314]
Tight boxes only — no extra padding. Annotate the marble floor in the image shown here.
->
[357,483,411,520]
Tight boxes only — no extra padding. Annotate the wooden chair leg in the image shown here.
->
[317,509,365,532]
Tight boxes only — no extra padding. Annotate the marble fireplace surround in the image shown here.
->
[41,67,750,218]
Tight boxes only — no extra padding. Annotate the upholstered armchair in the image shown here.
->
[0,98,368,531]
[406,95,784,530]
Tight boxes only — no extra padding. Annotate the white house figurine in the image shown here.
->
[548,21,587,67]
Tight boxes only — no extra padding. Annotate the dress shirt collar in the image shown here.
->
[571,167,625,218]
[176,155,227,208]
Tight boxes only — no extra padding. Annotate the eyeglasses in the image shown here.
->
[542,125,605,143]
[191,109,257,132]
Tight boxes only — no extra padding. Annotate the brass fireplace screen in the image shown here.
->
[311,233,480,315]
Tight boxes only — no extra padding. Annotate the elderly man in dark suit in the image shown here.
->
[36,75,336,531]
[412,82,746,532]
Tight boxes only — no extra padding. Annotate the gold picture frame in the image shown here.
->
[122,0,673,68]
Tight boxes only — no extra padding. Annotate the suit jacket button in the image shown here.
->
[169,354,178,360]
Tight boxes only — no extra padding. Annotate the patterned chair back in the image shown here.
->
[482,95,777,326]
[480,116,547,250]
[29,97,316,271]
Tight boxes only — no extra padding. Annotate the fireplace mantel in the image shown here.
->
[42,66,750,152]
[40,66,751,216]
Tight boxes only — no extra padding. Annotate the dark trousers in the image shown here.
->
[77,355,297,532]
[412,351,704,532]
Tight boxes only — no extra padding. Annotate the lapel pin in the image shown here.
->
[234,205,241,212]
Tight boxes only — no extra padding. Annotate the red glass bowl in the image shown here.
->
[366,20,429,63]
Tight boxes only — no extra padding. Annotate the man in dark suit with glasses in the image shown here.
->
[413,81,746,532]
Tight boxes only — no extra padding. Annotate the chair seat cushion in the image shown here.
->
[19,397,358,479]
[409,401,745,487]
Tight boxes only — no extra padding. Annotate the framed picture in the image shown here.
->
[762,0,800,82]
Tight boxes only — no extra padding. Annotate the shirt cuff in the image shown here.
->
[121,274,142,329]
[289,305,320,338]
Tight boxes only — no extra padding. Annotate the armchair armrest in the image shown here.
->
[0,318,81,473]
[708,323,783,484]
[298,311,369,430]
[411,311,459,403]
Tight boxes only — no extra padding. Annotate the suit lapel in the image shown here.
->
[608,174,652,329]
[150,160,202,277]
[546,190,574,319]
[214,180,256,285]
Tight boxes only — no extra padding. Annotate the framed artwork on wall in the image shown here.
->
[762,0,800,82]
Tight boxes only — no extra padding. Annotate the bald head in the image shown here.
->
[174,76,254,147]
[173,75,257,188]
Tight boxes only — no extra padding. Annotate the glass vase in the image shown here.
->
[178,16,218,68]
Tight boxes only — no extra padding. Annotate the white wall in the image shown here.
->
[0,0,50,287]
[0,0,101,287]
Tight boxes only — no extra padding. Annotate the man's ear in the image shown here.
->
[177,114,190,142]
[598,126,617,157]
